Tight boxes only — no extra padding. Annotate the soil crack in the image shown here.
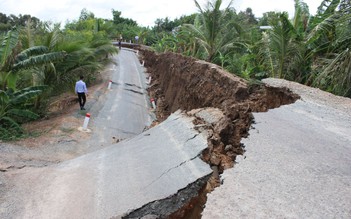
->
[140,47,300,218]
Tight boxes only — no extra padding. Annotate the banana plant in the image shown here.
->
[0,85,46,140]
[0,29,21,90]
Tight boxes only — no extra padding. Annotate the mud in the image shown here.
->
[136,47,299,217]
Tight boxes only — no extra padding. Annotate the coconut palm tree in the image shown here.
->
[259,11,298,79]
[54,33,117,92]
[182,0,243,62]
[310,1,351,96]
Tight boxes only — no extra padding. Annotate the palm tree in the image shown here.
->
[54,34,117,91]
[310,1,351,96]
[259,0,316,80]
[182,0,242,62]
[259,12,297,78]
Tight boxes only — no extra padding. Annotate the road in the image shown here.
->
[88,49,152,145]
[1,111,212,218]
[202,79,351,218]
[0,49,213,218]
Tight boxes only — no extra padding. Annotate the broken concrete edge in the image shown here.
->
[107,108,222,218]
[120,174,212,219]
[135,48,302,216]
[138,48,300,169]
[262,78,351,113]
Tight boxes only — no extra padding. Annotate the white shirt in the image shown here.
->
[75,80,87,93]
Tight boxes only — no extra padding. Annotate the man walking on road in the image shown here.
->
[75,76,88,110]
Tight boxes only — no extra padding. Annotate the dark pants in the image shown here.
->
[77,92,86,108]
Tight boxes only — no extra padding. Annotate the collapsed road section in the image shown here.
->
[140,48,298,173]
[136,48,300,217]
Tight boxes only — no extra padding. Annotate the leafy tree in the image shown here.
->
[174,14,197,26]
[112,10,137,26]
[79,8,95,21]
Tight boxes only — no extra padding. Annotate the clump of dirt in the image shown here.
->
[138,47,299,217]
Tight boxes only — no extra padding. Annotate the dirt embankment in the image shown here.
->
[140,48,298,175]
[133,49,299,218]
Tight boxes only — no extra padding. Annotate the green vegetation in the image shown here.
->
[0,0,350,140]
[151,0,350,98]
[0,9,118,140]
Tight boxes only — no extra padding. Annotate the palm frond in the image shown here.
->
[306,12,340,44]
[47,27,62,50]
[314,48,351,96]
[316,0,340,17]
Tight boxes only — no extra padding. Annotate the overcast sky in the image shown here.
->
[0,0,322,27]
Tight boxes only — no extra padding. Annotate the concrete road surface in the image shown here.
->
[88,49,152,146]
[0,111,212,218]
[202,79,351,218]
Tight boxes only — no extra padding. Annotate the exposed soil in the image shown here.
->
[141,48,298,172]
[136,47,299,218]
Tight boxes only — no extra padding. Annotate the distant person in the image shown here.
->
[118,34,123,49]
[135,35,139,44]
[118,39,122,49]
[75,76,88,110]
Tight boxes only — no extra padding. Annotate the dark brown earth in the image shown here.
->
[140,48,298,173]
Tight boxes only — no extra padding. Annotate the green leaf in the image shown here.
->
[0,90,9,105]
[0,116,22,131]
[0,29,19,69]
[10,90,42,105]
[7,108,39,119]
[13,51,66,71]
[6,71,17,90]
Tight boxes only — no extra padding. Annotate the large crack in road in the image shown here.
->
[137,47,300,218]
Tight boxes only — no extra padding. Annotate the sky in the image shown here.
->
[0,0,322,27]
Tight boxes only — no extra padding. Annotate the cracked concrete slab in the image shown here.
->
[202,79,351,218]
[0,111,212,218]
